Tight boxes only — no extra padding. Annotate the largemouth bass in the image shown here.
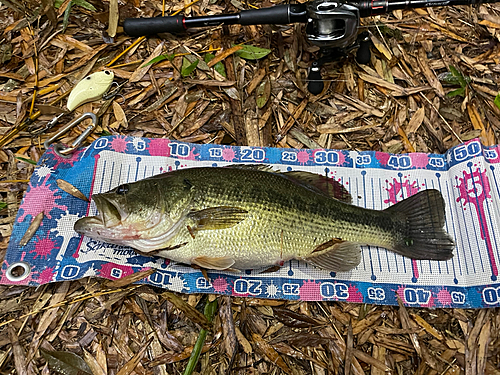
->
[74,166,455,272]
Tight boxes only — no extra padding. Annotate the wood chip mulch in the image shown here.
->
[1,0,500,373]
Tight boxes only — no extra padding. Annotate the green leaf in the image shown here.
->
[446,87,466,98]
[450,65,471,86]
[494,93,500,111]
[439,69,471,87]
[235,45,271,60]
[144,53,176,67]
[62,0,72,33]
[181,57,199,78]
[99,130,112,137]
[256,77,270,109]
[72,0,96,11]
[374,21,404,40]
[16,156,37,165]
[182,298,218,375]
[41,349,92,375]
[204,53,226,77]
[438,71,460,85]
[55,0,95,11]
[0,202,7,210]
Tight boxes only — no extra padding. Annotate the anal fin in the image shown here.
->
[259,265,282,274]
[191,256,236,271]
[303,240,361,272]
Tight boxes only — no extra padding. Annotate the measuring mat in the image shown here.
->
[2,136,500,308]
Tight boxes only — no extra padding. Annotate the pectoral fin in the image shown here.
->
[191,256,236,271]
[188,206,248,230]
[303,240,361,272]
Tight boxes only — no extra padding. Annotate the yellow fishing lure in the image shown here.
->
[67,70,115,111]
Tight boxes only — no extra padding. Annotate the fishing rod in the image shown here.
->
[124,0,499,94]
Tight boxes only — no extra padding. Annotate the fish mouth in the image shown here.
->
[88,194,128,228]
[74,194,129,237]
[92,194,129,228]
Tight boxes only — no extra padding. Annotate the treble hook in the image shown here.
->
[102,81,127,103]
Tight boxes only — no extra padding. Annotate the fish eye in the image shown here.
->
[86,76,91,80]
[115,184,129,195]
[104,70,111,75]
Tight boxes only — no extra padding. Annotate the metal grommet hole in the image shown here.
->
[6,262,31,282]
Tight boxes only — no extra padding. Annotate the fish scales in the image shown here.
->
[74,166,455,272]
[161,169,381,265]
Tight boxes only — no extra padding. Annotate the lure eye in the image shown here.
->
[115,184,129,195]
[104,70,111,75]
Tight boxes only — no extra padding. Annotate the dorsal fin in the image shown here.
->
[225,164,352,203]
[283,171,352,203]
[224,164,276,173]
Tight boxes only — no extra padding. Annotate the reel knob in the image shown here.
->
[307,63,324,95]
[355,32,371,64]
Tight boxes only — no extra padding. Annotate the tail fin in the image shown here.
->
[384,189,455,261]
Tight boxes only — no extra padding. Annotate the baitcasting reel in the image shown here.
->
[304,0,371,94]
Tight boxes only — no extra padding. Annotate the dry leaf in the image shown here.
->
[406,107,426,134]
[161,292,210,330]
[207,45,243,68]
[130,42,164,83]
[370,34,392,60]
[107,0,119,37]
[105,268,156,288]
[251,333,292,373]
[112,101,128,128]
[19,211,43,246]
[57,179,89,202]
[115,338,152,375]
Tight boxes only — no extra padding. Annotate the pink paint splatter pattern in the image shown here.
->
[299,280,322,301]
[17,175,67,223]
[213,277,229,293]
[297,150,310,165]
[347,285,364,303]
[35,266,56,284]
[420,295,435,308]
[375,151,391,166]
[148,138,171,157]
[30,231,59,259]
[178,146,199,161]
[410,153,429,168]
[337,151,346,166]
[48,148,85,169]
[99,263,135,279]
[222,148,236,162]
[436,288,452,307]
[110,136,128,153]
[456,167,497,277]
[384,178,419,205]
